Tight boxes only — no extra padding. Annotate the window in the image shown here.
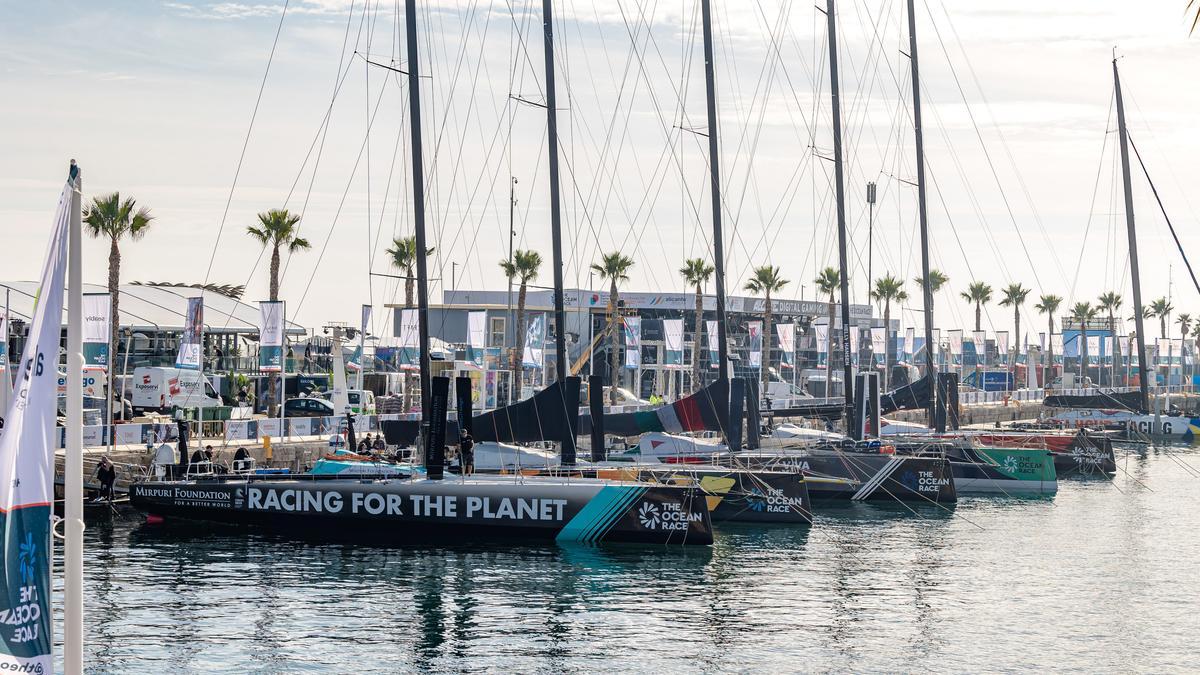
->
[489,316,506,346]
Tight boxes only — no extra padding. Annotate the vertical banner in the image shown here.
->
[996,332,1009,361]
[870,327,886,363]
[622,316,641,369]
[848,327,859,362]
[351,304,371,373]
[1051,334,1063,360]
[904,327,915,359]
[258,301,285,372]
[972,330,986,355]
[777,323,795,368]
[1039,332,1046,350]
[815,324,830,357]
[523,313,546,368]
[747,321,763,369]
[1119,335,1130,360]
[949,330,963,359]
[175,297,204,370]
[706,320,719,368]
[1102,336,1113,361]
[81,292,110,371]
[663,319,684,367]
[1087,335,1100,362]
[467,311,487,367]
[0,180,70,670]
[399,308,420,369]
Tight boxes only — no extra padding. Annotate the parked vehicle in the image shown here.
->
[317,389,376,415]
[283,397,336,418]
[131,367,222,414]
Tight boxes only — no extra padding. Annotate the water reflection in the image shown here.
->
[61,448,1200,671]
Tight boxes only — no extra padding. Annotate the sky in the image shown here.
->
[2,0,1199,340]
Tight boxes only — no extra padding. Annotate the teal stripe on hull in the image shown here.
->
[556,486,647,543]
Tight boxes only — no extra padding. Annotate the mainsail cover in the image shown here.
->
[579,379,729,437]
[472,377,580,444]
[0,178,70,670]
[1043,390,1144,412]
[880,374,933,414]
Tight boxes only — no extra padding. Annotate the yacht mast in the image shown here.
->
[700,0,729,380]
[905,0,940,429]
[1113,57,1150,413]
[824,0,857,436]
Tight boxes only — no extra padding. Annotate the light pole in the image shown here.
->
[866,181,877,305]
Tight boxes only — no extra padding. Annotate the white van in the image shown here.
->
[318,389,376,415]
[132,367,222,413]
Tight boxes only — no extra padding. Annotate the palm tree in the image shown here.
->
[1071,302,1097,382]
[744,265,790,397]
[998,283,1030,361]
[960,281,993,332]
[247,208,310,415]
[871,274,908,390]
[1150,297,1173,339]
[500,250,543,377]
[1036,294,1063,386]
[1098,291,1123,385]
[591,252,635,403]
[84,193,154,419]
[1190,0,1200,34]
[912,269,948,370]
[814,267,841,394]
[679,258,714,392]
[386,235,435,308]
[246,209,310,302]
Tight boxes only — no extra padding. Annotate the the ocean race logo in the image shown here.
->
[637,501,701,531]
[1003,455,1020,473]
[638,502,660,529]
[746,487,803,513]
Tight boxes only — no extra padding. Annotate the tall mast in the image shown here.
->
[700,0,729,378]
[540,0,577,465]
[1113,58,1150,413]
[404,0,431,416]
[541,0,568,384]
[65,160,84,675]
[825,0,857,436]
[906,0,938,427]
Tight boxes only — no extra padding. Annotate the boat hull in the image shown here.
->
[130,477,713,545]
[946,447,1057,495]
[713,450,958,506]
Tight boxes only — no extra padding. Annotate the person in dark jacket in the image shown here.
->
[459,431,475,476]
[94,457,117,501]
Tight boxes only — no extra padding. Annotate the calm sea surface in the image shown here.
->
[57,443,1200,673]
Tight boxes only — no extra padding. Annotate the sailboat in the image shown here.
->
[130,0,712,546]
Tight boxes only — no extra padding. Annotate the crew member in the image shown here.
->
[94,457,117,502]
[459,430,475,476]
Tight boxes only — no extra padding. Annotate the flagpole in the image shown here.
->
[65,160,85,674]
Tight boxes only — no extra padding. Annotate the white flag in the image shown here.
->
[175,297,204,370]
[870,327,886,356]
[663,319,684,367]
[815,324,829,354]
[904,327,914,356]
[996,331,1009,356]
[706,320,720,367]
[0,177,71,670]
[949,330,963,356]
[776,323,795,367]
[81,292,111,371]
[258,301,285,372]
[748,321,763,368]
[467,310,487,366]
[1087,335,1100,358]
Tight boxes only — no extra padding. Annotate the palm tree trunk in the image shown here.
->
[1110,313,1118,386]
[269,245,280,302]
[692,286,702,393]
[975,304,981,332]
[826,297,835,398]
[405,265,415,309]
[883,301,891,391]
[514,283,528,395]
[268,244,280,416]
[1047,317,1054,387]
[108,237,120,420]
[762,291,772,400]
[1080,326,1088,382]
[608,281,620,404]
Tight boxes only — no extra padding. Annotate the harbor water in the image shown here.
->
[61,443,1199,672]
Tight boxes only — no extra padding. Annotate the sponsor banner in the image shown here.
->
[467,310,487,366]
[663,319,684,367]
[706,320,719,368]
[1051,333,1063,357]
[972,330,986,352]
[361,304,372,336]
[0,314,7,368]
[996,331,1009,358]
[777,323,795,368]
[815,324,829,355]
[258,301,285,372]
[848,327,859,355]
[82,292,111,371]
[949,330,963,356]
[0,178,72,670]
[1102,337,1113,359]
[56,371,104,398]
[904,327,914,357]
[175,297,204,370]
[1087,335,1100,359]
[398,308,420,369]
[346,345,363,372]
[1119,335,1130,356]
[622,317,641,369]
[748,321,762,369]
[523,314,546,368]
[870,327,886,356]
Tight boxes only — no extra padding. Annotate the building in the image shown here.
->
[390,288,882,398]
